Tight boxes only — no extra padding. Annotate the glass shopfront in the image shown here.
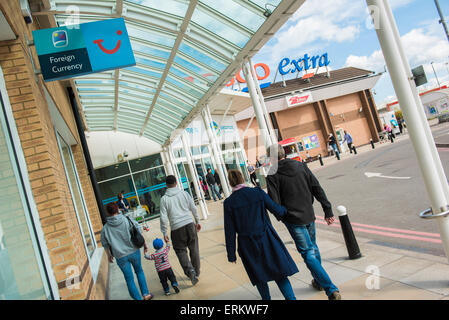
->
[0,79,56,299]
[95,153,167,220]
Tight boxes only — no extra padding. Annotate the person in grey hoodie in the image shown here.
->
[160,175,201,285]
[101,203,153,300]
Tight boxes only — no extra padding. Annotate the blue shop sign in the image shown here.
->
[278,53,330,76]
[32,18,135,81]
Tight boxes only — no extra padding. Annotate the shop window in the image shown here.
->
[57,134,96,257]
[191,146,201,156]
[129,154,162,172]
[200,145,209,154]
[0,81,55,299]
[133,166,167,216]
[95,162,130,182]
[99,175,135,206]
[173,148,185,158]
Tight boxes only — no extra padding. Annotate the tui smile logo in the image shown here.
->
[93,30,122,54]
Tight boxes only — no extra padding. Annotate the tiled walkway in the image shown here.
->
[108,200,449,300]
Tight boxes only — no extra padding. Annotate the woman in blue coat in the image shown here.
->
[224,170,298,300]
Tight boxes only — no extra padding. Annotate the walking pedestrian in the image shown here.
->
[328,133,340,157]
[145,238,180,296]
[384,124,395,143]
[101,203,153,300]
[206,168,222,201]
[398,118,403,135]
[266,144,341,300]
[159,175,201,285]
[247,160,259,187]
[224,169,298,300]
[213,168,223,195]
[341,130,354,154]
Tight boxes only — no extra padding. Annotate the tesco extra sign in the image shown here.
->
[226,53,330,90]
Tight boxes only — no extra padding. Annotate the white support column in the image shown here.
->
[202,107,231,197]
[242,60,272,151]
[367,0,449,261]
[167,145,182,189]
[382,0,449,199]
[249,58,278,145]
[162,147,174,176]
[181,132,208,219]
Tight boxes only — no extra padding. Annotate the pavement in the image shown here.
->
[107,118,449,300]
[107,200,449,300]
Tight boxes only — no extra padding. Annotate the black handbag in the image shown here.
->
[126,216,145,248]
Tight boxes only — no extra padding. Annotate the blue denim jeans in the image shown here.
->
[256,277,296,300]
[285,222,339,297]
[116,249,150,300]
[331,143,340,156]
[210,183,222,201]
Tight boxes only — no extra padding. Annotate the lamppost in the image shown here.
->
[431,62,441,88]
[435,0,449,43]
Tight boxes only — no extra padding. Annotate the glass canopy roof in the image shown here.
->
[43,0,299,145]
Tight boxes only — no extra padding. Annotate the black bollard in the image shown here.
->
[370,139,375,149]
[337,206,362,260]
[318,154,324,166]
[353,145,357,154]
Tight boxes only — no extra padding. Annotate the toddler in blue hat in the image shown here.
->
[145,238,179,295]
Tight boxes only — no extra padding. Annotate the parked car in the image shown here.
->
[438,113,449,124]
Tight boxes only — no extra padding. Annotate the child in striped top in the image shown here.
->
[145,238,180,296]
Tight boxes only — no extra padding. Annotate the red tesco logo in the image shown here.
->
[226,63,270,87]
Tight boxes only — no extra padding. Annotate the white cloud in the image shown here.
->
[345,26,449,75]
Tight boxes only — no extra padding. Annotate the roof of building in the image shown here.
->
[261,67,376,98]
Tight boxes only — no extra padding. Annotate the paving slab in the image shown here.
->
[401,263,449,296]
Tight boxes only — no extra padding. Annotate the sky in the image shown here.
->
[253,0,449,106]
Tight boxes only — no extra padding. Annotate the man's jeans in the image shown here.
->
[171,223,201,278]
[285,222,339,297]
[116,249,149,300]
[210,183,222,201]
[331,143,340,156]
[256,277,296,300]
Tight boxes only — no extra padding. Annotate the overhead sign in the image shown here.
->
[412,65,428,87]
[278,53,330,76]
[225,53,331,92]
[32,18,135,82]
[286,91,313,107]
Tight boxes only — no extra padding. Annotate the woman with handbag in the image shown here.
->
[101,203,154,300]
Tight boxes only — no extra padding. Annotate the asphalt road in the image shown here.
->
[312,122,449,257]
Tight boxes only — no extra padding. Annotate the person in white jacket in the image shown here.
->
[160,175,201,285]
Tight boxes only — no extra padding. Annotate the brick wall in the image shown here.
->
[0,1,106,299]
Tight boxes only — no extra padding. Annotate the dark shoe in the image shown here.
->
[173,286,180,294]
[191,276,199,286]
[311,279,323,291]
[328,291,341,300]
[164,291,171,296]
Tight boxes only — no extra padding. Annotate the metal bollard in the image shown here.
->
[336,206,362,260]
[318,154,324,166]
[370,139,375,149]
[353,145,357,154]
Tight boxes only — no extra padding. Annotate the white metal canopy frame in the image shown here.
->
[34,0,305,145]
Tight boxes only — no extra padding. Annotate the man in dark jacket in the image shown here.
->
[213,169,223,195]
[206,168,222,201]
[266,144,341,300]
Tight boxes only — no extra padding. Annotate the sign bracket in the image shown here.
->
[23,33,42,83]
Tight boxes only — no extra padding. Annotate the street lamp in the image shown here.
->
[431,62,441,88]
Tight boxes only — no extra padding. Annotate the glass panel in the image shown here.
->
[203,157,213,172]
[174,148,185,158]
[132,42,171,60]
[191,9,250,48]
[178,42,227,72]
[249,0,281,9]
[129,154,163,172]
[200,0,265,31]
[0,103,48,300]
[95,162,131,182]
[98,175,136,206]
[57,135,95,257]
[191,147,201,156]
[126,0,188,17]
[201,145,209,154]
[174,54,219,80]
[127,25,176,47]
[133,166,167,217]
